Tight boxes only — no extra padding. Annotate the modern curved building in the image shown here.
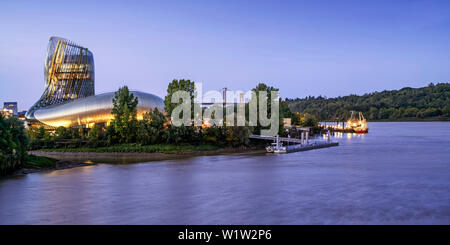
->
[26,37,164,128]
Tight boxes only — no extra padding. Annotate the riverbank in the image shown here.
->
[37,143,221,153]
[4,154,97,178]
[12,160,97,176]
[30,146,266,164]
[2,146,265,177]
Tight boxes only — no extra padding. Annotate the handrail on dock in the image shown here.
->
[249,135,304,144]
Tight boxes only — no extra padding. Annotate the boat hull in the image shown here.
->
[353,128,369,134]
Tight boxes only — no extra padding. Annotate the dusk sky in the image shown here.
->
[1,0,449,110]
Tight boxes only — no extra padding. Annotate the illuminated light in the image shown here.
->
[26,37,95,120]
[27,37,164,128]
[202,119,211,128]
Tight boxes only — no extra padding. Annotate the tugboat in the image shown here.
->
[346,111,369,133]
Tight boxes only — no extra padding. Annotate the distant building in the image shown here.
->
[1,108,13,118]
[18,111,27,121]
[3,102,18,115]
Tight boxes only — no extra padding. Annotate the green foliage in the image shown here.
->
[164,79,196,118]
[23,154,57,169]
[88,124,103,140]
[287,83,450,121]
[292,112,301,125]
[222,126,253,147]
[105,124,117,145]
[202,127,220,144]
[249,83,293,135]
[137,108,167,145]
[55,126,72,139]
[28,82,271,151]
[38,126,49,139]
[251,83,279,118]
[0,115,29,175]
[40,144,220,154]
[111,86,139,143]
[250,83,284,135]
[166,124,197,144]
[303,113,319,127]
[280,100,292,118]
[29,139,56,150]
[27,125,50,140]
[290,112,319,128]
[28,138,109,150]
[71,127,83,139]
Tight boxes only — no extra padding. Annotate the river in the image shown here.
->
[0,122,449,224]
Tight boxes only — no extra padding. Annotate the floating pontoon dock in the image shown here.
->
[250,134,339,153]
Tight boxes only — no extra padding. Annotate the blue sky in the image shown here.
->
[1,0,449,110]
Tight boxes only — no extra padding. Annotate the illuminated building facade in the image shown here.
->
[26,37,94,119]
[26,37,164,128]
[1,108,13,118]
[3,102,18,115]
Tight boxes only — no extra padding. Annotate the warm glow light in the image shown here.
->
[202,120,211,128]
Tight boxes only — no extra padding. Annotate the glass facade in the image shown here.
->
[26,37,164,128]
[26,37,95,119]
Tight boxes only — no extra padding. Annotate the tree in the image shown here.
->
[71,127,83,139]
[0,115,29,175]
[27,125,50,140]
[292,112,301,125]
[303,114,318,127]
[286,83,450,121]
[279,99,292,136]
[88,124,102,140]
[55,126,71,139]
[250,83,281,135]
[166,124,196,144]
[137,108,167,145]
[201,126,220,145]
[280,100,292,119]
[251,83,279,118]
[37,126,48,139]
[222,125,253,147]
[368,107,379,120]
[164,79,196,118]
[111,86,139,143]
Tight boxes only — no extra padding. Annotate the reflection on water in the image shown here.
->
[0,122,449,224]
[322,132,366,140]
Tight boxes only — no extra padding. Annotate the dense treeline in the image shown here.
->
[0,115,29,175]
[1,114,59,175]
[286,83,450,121]
[28,81,296,151]
[28,84,256,150]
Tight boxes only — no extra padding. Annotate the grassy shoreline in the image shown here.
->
[5,144,223,176]
[38,144,221,154]
[1,154,95,178]
[30,146,265,164]
[23,154,58,169]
